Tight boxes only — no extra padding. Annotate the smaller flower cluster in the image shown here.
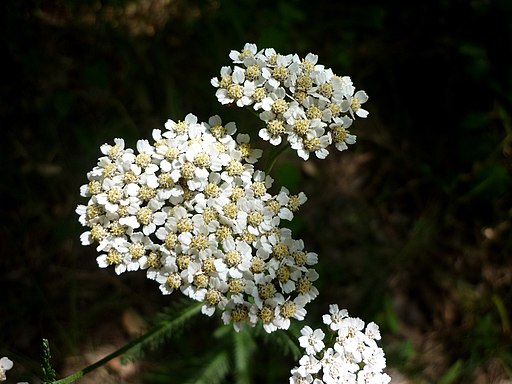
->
[77,114,320,332]
[212,43,368,160]
[289,304,391,384]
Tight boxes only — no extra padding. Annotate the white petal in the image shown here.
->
[0,357,13,370]
[356,108,369,118]
[120,216,140,229]
[80,232,92,245]
[96,255,109,268]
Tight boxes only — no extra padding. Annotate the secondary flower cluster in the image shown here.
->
[77,114,319,332]
[289,305,391,384]
[212,43,368,160]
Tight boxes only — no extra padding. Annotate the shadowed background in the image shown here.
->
[1,0,512,382]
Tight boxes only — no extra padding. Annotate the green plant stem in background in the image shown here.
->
[47,301,203,384]
[266,144,290,174]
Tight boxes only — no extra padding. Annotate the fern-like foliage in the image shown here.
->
[121,298,203,364]
[41,338,57,383]
[232,328,256,384]
[184,350,231,384]
[253,322,302,360]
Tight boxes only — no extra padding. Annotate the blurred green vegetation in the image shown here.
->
[1,0,512,382]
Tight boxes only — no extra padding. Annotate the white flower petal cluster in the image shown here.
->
[290,305,391,384]
[212,43,367,160]
[0,357,13,382]
[77,114,319,332]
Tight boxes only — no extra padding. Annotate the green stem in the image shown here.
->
[265,144,290,174]
[49,301,203,384]
[50,337,142,384]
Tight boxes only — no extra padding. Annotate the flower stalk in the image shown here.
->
[48,301,203,384]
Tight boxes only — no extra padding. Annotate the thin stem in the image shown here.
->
[244,105,261,119]
[49,301,203,384]
[50,336,142,384]
[265,143,290,174]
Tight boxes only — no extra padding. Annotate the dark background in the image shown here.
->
[2,0,512,382]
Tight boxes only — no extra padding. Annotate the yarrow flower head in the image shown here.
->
[77,113,319,333]
[71,42,388,384]
[212,43,369,160]
[290,305,391,384]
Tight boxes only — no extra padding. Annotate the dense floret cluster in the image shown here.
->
[289,305,391,384]
[77,114,319,332]
[212,43,368,160]
[76,43,391,382]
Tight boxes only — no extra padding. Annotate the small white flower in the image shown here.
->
[322,304,349,331]
[229,43,258,63]
[100,138,126,159]
[164,113,202,139]
[341,90,369,118]
[211,66,232,89]
[298,326,325,355]
[289,369,316,384]
[365,322,382,341]
[153,263,182,295]
[206,115,237,140]
[329,116,356,152]
[297,354,322,377]
[337,316,365,339]
[215,67,255,107]
[236,134,263,164]
[332,75,355,101]
[258,111,288,146]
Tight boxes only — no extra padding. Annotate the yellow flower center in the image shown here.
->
[230,304,249,322]
[227,84,244,100]
[272,98,288,115]
[258,282,277,300]
[106,249,122,265]
[136,207,153,226]
[267,119,285,137]
[225,250,242,267]
[88,180,102,195]
[280,301,297,318]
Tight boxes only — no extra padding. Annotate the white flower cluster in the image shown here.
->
[290,305,391,384]
[212,43,368,160]
[77,114,320,332]
[0,357,13,382]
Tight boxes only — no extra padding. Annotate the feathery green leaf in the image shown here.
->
[254,323,302,360]
[184,351,230,384]
[41,338,57,383]
[121,298,203,363]
[233,328,256,384]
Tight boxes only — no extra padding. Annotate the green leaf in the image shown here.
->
[41,338,57,383]
[233,328,256,384]
[492,294,511,334]
[274,161,301,191]
[121,299,203,363]
[254,323,302,360]
[438,359,464,384]
[468,164,511,200]
[384,296,400,333]
[185,351,230,384]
